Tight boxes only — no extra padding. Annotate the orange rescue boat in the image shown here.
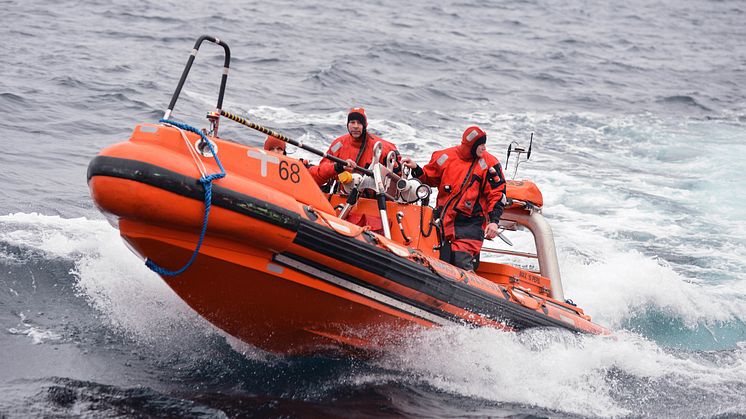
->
[87,35,609,355]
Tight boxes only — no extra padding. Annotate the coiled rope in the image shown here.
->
[144,119,226,276]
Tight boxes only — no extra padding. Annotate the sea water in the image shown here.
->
[1,0,745,417]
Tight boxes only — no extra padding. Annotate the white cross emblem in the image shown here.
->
[247,149,280,177]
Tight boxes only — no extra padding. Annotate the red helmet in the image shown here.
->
[347,107,367,127]
[263,135,286,154]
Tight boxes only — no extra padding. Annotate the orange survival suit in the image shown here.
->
[412,126,507,271]
[309,108,400,186]
[309,108,401,231]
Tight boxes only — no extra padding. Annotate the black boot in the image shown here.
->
[452,251,476,271]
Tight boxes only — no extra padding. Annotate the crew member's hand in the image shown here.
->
[334,159,357,173]
[401,157,418,169]
[484,222,499,240]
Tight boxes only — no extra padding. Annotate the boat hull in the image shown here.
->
[87,124,609,355]
[120,220,429,355]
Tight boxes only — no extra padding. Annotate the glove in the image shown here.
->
[337,171,353,184]
[489,206,504,224]
[334,161,346,174]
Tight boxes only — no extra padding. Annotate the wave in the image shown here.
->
[7,314,62,345]
[2,210,744,346]
[657,95,713,112]
[0,213,212,346]
[0,377,228,417]
[304,60,360,88]
[0,91,28,107]
[376,326,746,418]
[563,250,746,342]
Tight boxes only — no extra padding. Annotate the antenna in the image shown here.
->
[504,132,534,180]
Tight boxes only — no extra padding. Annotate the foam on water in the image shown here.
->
[564,250,746,328]
[500,114,746,346]
[7,312,63,345]
[2,211,744,404]
[0,213,211,345]
[7,326,62,345]
[377,326,746,418]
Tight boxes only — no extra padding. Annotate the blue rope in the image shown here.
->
[144,119,226,276]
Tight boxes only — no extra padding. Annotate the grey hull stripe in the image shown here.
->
[274,254,453,326]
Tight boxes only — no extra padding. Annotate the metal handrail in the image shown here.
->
[164,35,231,120]
[481,248,538,259]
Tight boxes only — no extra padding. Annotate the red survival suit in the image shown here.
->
[308,132,399,186]
[414,126,507,271]
[309,108,400,231]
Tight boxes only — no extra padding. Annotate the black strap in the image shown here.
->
[354,132,368,166]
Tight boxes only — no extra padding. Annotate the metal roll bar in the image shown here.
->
[164,35,231,124]
[498,206,565,301]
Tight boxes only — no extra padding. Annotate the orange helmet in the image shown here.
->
[263,135,286,154]
[347,107,367,127]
